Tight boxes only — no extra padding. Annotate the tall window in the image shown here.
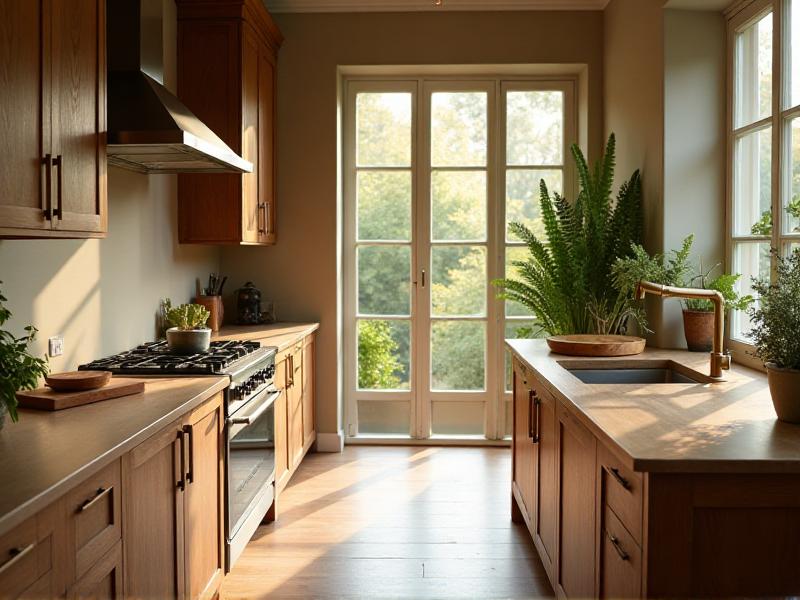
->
[729,0,800,352]
[343,75,576,442]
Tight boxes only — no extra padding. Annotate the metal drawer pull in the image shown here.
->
[228,390,281,426]
[177,430,186,491]
[79,486,113,512]
[183,424,194,484]
[606,530,629,561]
[0,544,35,575]
[53,154,63,219]
[605,466,631,490]
[42,154,53,220]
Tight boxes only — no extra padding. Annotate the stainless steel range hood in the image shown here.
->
[106,0,252,174]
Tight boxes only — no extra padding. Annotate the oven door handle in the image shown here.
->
[227,389,280,426]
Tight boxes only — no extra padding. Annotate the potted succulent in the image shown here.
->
[748,249,800,423]
[0,282,49,428]
[682,260,753,352]
[164,300,212,355]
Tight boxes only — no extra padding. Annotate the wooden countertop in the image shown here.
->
[213,322,319,351]
[507,339,800,474]
[0,376,227,537]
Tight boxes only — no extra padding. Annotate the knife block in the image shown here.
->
[195,295,224,332]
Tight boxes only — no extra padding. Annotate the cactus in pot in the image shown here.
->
[164,299,212,354]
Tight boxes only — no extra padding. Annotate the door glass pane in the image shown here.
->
[734,127,772,236]
[431,170,486,241]
[431,401,484,436]
[431,246,486,317]
[505,246,534,317]
[786,117,800,234]
[506,169,562,241]
[357,400,410,435]
[357,171,411,241]
[431,92,487,167]
[735,12,772,128]
[358,246,411,315]
[431,320,485,391]
[731,242,771,340]
[504,320,536,391]
[357,92,411,167]
[506,91,564,165]
[357,319,410,390]
[788,0,800,108]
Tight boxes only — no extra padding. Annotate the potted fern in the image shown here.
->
[494,134,645,338]
[748,249,800,423]
[164,300,212,354]
[0,283,49,428]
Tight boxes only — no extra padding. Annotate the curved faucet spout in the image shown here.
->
[636,280,730,379]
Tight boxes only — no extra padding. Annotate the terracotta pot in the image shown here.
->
[166,327,211,355]
[766,363,800,423]
[682,310,714,352]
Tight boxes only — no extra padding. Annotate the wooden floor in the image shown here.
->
[222,446,553,599]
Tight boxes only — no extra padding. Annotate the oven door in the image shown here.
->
[226,386,279,562]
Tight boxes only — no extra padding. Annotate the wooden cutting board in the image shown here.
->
[546,334,646,357]
[17,378,145,411]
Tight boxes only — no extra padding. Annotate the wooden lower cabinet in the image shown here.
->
[68,541,123,600]
[511,359,535,523]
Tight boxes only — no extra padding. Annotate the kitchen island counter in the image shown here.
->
[0,375,227,536]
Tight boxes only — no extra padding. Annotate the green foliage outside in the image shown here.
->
[748,249,800,370]
[750,196,800,236]
[357,320,404,389]
[493,134,645,336]
[0,282,49,423]
[164,299,210,330]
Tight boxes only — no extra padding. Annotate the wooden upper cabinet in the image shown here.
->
[176,0,282,245]
[0,0,106,239]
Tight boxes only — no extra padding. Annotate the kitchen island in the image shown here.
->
[507,339,800,598]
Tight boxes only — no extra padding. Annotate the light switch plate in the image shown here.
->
[48,335,64,357]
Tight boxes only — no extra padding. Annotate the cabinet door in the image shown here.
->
[50,0,105,234]
[123,422,185,600]
[557,404,597,599]
[68,541,123,600]
[600,506,641,599]
[533,382,557,578]
[241,26,260,244]
[274,357,290,493]
[288,349,304,469]
[183,396,224,600]
[0,0,50,234]
[302,336,315,447]
[512,361,534,521]
[257,47,276,244]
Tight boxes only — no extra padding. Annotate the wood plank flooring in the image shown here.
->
[222,446,553,599]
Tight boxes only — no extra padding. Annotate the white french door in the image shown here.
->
[344,75,575,442]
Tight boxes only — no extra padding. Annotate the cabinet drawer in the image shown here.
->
[600,444,643,543]
[66,460,122,579]
[0,517,49,599]
[601,504,642,599]
[68,540,123,600]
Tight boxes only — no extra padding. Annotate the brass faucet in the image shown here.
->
[635,280,731,379]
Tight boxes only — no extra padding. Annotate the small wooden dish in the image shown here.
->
[546,334,646,357]
[45,370,111,391]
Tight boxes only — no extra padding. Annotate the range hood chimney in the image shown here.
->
[106,0,252,174]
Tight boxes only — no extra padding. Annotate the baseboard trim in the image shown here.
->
[315,430,345,452]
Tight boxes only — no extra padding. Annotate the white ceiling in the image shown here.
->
[264,0,611,13]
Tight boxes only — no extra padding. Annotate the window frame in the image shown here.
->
[726,0,800,367]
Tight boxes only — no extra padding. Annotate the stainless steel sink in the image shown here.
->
[559,360,710,384]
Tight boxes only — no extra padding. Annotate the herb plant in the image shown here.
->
[164,299,211,330]
[493,135,644,336]
[0,282,49,423]
[684,259,754,313]
[748,249,800,370]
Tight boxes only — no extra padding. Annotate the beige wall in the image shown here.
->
[663,9,727,347]
[220,10,606,438]
[0,0,219,373]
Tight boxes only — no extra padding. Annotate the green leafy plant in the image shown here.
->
[684,259,754,313]
[0,282,49,423]
[493,134,644,336]
[164,299,210,330]
[747,249,800,370]
[357,320,404,389]
[750,196,800,236]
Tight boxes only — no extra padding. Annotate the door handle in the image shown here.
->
[257,202,266,234]
[606,530,630,561]
[528,390,541,442]
[53,154,63,220]
[0,544,35,576]
[42,154,53,220]
[177,430,186,491]
[79,486,113,512]
[183,424,194,484]
[605,466,631,491]
[421,269,426,287]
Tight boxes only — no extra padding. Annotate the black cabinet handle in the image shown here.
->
[183,424,194,484]
[79,486,112,512]
[53,154,63,219]
[528,390,540,442]
[605,465,631,490]
[0,544,35,576]
[177,430,186,491]
[42,154,53,220]
[606,530,630,561]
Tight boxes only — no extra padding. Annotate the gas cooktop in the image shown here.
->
[79,340,266,376]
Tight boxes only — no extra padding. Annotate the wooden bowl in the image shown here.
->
[45,370,111,392]
[546,335,646,357]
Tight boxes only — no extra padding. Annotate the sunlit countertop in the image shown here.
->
[506,339,800,473]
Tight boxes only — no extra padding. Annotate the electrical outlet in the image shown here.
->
[48,335,64,357]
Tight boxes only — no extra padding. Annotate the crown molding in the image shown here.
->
[264,0,610,13]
